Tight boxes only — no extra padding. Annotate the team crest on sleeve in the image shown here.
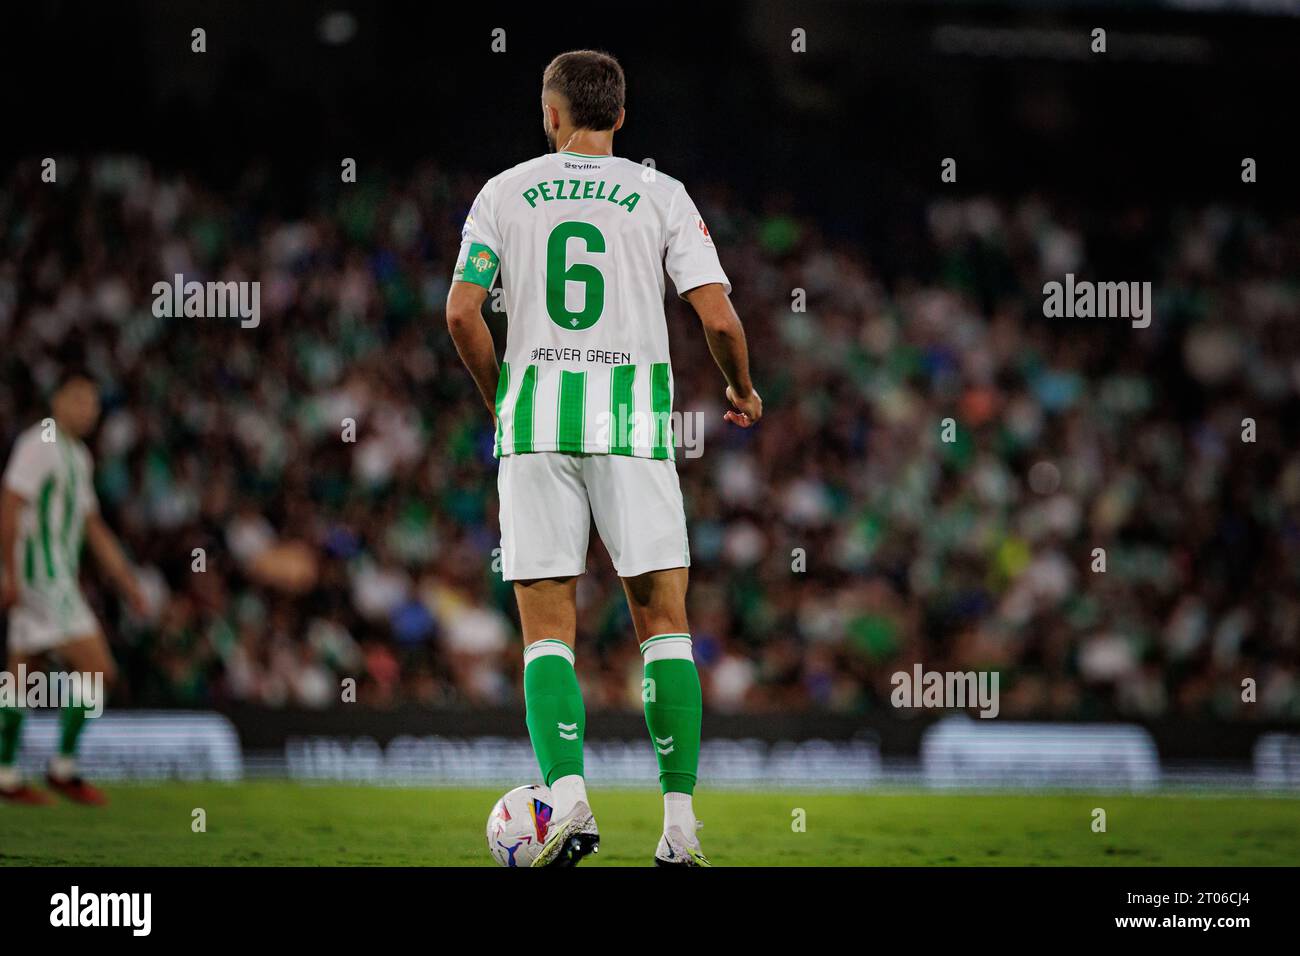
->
[459,241,500,288]
[694,214,714,247]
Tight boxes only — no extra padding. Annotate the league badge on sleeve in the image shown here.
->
[694,214,714,247]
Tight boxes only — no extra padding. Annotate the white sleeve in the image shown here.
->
[2,431,50,500]
[664,184,731,299]
[452,180,504,290]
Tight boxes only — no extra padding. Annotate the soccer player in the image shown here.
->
[0,371,146,805]
[447,50,761,866]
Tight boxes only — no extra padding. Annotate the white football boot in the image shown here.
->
[654,822,711,867]
[531,800,600,867]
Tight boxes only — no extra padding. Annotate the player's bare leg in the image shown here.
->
[0,650,54,805]
[515,576,578,646]
[622,568,710,866]
[42,633,116,805]
[514,576,599,866]
[622,567,689,640]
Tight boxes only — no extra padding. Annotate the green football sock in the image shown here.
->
[59,702,89,758]
[641,634,702,795]
[0,707,23,766]
[523,639,585,786]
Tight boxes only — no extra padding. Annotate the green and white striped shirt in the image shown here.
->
[453,152,730,460]
[2,422,97,592]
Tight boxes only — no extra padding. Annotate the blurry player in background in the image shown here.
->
[446,50,761,865]
[0,371,147,805]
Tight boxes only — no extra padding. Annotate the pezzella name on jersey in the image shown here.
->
[522,178,641,213]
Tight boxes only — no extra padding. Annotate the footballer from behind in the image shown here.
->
[0,370,147,805]
[446,49,761,866]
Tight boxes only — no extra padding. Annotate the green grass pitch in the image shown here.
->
[2,783,1296,866]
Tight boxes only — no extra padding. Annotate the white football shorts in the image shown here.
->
[6,582,101,657]
[497,452,690,581]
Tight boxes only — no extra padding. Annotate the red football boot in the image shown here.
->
[45,774,109,806]
[0,783,55,805]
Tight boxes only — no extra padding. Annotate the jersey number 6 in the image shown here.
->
[546,221,605,331]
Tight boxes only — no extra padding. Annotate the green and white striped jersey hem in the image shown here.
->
[494,361,676,460]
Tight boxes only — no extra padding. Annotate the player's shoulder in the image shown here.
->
[5,422,55,468]
[607,156,687,200]
[612,156,684,184]
[11,421,49,451]
[481,155,556,195]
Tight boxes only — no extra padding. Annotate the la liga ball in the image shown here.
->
[486,784,555,867]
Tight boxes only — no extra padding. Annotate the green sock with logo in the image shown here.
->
[640,634,702,795]
[523,639,585,786]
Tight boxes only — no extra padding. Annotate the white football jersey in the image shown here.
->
[2,422,98,592]
[453,151,729,460]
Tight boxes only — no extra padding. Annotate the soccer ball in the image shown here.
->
[486,784,554,867]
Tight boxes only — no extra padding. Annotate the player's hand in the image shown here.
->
[124,578,150,617]
[724,385,762,428]
[0,575,17,610]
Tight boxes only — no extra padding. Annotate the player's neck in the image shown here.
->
[555,128,614,157]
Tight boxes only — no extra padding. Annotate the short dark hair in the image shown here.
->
[54,344,93,388]
[542,50,625,131]
[57,367,95,389]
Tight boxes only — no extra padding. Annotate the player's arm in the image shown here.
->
[445,280,500,420]
[0,487,23,609]
[683,283,762,427]
[84,512,147,613]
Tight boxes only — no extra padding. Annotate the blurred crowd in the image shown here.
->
[2,157,1298,720]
